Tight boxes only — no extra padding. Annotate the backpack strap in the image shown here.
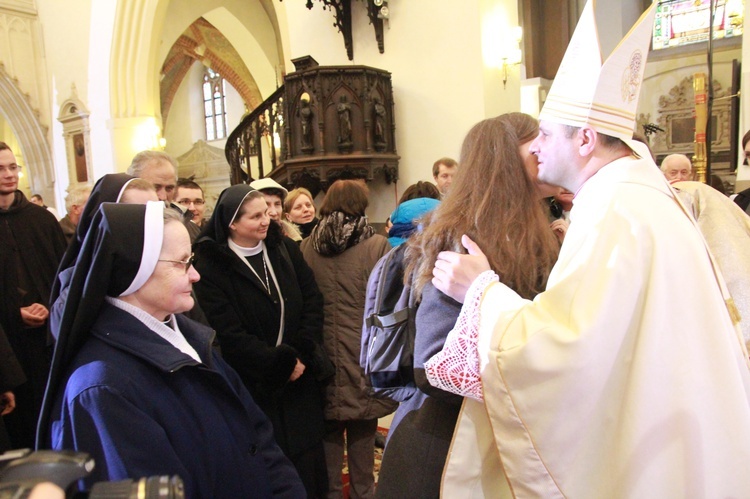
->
[372,246,399,316]
[366,308,410,328]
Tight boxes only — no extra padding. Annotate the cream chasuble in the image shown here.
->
[673,180,750,349]
[442,156,750,498]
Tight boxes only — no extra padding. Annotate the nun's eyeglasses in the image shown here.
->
[158,253,195,273]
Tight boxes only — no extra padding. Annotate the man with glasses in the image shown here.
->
[174,178,206,228]
[0,141,67,449]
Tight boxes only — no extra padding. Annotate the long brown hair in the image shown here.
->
[406,112,559,300]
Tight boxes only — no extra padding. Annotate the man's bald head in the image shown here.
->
[660,154,692,183]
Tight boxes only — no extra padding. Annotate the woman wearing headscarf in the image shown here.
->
[250,178,304,242]
[375,113,560,498]
[300,179,397,499]
[193,184,328,497]
[387,181,441,247]
[39,202,303,498]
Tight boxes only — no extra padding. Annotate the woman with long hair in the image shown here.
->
[375,112,560,498]
[192,184,328,498]
[300,180,396,499]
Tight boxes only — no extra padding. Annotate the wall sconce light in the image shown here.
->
[374,0,389,19]
[500,26,523,89]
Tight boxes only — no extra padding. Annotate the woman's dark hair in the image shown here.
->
[262,188,287,201]
[742,130,750,149]
[398,181,440,204]
[319,180,369,217]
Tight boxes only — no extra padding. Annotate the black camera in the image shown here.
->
[0,449,184,498]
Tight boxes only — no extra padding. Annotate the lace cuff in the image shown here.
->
[424,270,499,401]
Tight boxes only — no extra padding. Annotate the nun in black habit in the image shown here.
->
[39,201,304,498]
[193,184,329,498]
[48,173,138,332]
[47,173,207,347]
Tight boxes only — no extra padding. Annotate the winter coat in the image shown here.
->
[193,230,326,456]
[375,282,463,498]
[49,303,304,499]
[0,322,26,452]
[0,322,25,394]
[301,233,397,421]
[0,191,66,448]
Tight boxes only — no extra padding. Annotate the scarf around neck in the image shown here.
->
[309,211,375,256]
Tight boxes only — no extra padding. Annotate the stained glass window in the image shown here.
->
[653,0,744,50]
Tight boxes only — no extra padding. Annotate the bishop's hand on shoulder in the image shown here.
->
[432,235,490,304]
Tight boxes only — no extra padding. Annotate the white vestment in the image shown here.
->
[673,180,750,348]
[442,156,750,498]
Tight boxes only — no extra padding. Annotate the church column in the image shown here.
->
[108,0,166,169]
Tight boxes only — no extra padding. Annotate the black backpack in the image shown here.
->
[360,244,418,402]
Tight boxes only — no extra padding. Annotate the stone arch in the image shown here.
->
[110,0,286,123]
[0,63,53,199]
[159,17,265,127]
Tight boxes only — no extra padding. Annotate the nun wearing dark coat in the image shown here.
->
[193,184,328,498]
[38,202,303,498]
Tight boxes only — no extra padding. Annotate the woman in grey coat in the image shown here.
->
[301,180,396,499]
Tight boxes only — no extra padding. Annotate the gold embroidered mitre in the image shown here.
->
[539,0,657,141]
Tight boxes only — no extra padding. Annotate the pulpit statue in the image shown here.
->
[337,96,353,149]
[300,99,313,153]
[373,97,386,151]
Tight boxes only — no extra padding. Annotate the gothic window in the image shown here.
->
[203,67,227,140]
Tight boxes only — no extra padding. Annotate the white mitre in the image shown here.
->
[539,0,657,142]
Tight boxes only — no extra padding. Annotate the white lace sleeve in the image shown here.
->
[423,270,499,401]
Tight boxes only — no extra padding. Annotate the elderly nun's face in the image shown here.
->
[129,220,199,320]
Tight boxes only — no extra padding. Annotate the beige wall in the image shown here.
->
[277,0,525,221]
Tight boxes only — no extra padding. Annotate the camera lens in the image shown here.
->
[88,475,184,499]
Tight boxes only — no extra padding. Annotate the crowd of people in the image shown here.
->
[3,1,750,497]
